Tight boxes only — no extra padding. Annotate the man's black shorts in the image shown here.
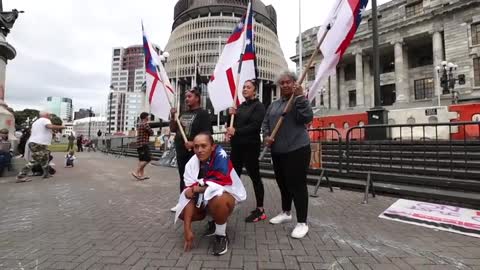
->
[137,145,152,162]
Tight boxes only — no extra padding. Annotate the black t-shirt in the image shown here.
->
[175,108,213,158]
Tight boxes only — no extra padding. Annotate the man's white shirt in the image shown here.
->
[29,118,53,145]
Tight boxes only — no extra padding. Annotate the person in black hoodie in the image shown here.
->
[227,79,267,222]
[169,86,213,212]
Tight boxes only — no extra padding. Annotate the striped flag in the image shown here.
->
[308,0,369,101]
[207,1,256,113]
[142,23,174,121]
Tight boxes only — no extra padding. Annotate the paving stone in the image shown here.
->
[0,152,477,270]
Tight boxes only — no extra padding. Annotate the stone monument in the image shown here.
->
[0,1,22,143]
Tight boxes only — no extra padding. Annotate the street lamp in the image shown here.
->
[435,61,466,104]
[107,84,115,134]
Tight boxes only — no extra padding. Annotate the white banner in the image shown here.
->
[379,199,480,238]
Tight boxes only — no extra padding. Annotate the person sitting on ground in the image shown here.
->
[0,128,12,176]
[65,150,76,168]
[175,132,246,256]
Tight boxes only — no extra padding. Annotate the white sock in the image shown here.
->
[215,223,226,236]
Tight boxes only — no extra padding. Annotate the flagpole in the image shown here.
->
[217,35,222,130]
[194,50,198,88]
[259,25,331,160]
[155,64,189,143]
[298,0,303,76]
[174,58,179,110]
[229,1,252,128]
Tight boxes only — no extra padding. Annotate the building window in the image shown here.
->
[474,57,480,86]
[348,90,356,107]
[307,66,315,81]
[344,63,356,81]
[472,22,480,46]
[414,78,434,100]
[114,49,121,56]
[406,1,423,18]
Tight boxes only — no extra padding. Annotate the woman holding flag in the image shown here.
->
[262,71,313,239]
[226,79,266,223]
[169,87,213,212]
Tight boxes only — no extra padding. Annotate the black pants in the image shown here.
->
[230,142,264,208]
[77,143,83,152]
[271,146,311,223]
[177,152,194,193]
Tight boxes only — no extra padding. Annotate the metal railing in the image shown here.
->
[308,127,342,196]
[345,121,480,181]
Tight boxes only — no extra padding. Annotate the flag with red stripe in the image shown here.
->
[142,23,174,121]
[308,0,368,102]
[207,1,256,113]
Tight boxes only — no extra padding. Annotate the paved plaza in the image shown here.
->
[0,152,479,270]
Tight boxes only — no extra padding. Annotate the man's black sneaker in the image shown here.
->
[212,235,228,256]
[245,208,267,223]
[204,220,215,237]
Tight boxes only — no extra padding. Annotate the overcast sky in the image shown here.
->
[4,0,391,115]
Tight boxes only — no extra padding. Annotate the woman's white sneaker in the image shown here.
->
[170,204,179,212]
[291,223,309,238]
[269,212,292,224]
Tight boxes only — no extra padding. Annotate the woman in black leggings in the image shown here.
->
[227,80,266,222]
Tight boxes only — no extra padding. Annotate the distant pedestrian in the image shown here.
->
[131,112,153,180]
[18,128,30,157]
[67,132,75,151]
[16,112,64,182]
[76,135,83,152]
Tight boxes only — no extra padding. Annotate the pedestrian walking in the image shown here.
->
[131,112,153,180]
[67,132,75,151]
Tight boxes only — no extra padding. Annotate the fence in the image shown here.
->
[345,121,480,181]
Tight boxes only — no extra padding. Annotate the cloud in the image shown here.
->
[3,0,392,114]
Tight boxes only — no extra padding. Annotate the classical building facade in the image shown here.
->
[292,0,480,115]
[164,0,288,113]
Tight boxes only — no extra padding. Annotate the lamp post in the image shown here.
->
[435,61,465,105]
[366,0,388,140]
[88,106,92,139]
[108,84,114,135]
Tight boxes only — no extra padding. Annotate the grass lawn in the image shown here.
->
[48,144,69,152]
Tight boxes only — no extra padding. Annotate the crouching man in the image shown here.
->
[174,132,246,256]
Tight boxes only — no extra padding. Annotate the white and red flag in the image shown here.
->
[207,1,256,113]
[142,23,174,121]
[308,0,369,101]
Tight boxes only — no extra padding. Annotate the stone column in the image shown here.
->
[355,52,364,107]
[338,65,346,110]
[259,80,263,103]
[363,55,373,108]
[329,71,338,110]
[432,31,444,100]
[0,28,18,139]
[394,41,409,103]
